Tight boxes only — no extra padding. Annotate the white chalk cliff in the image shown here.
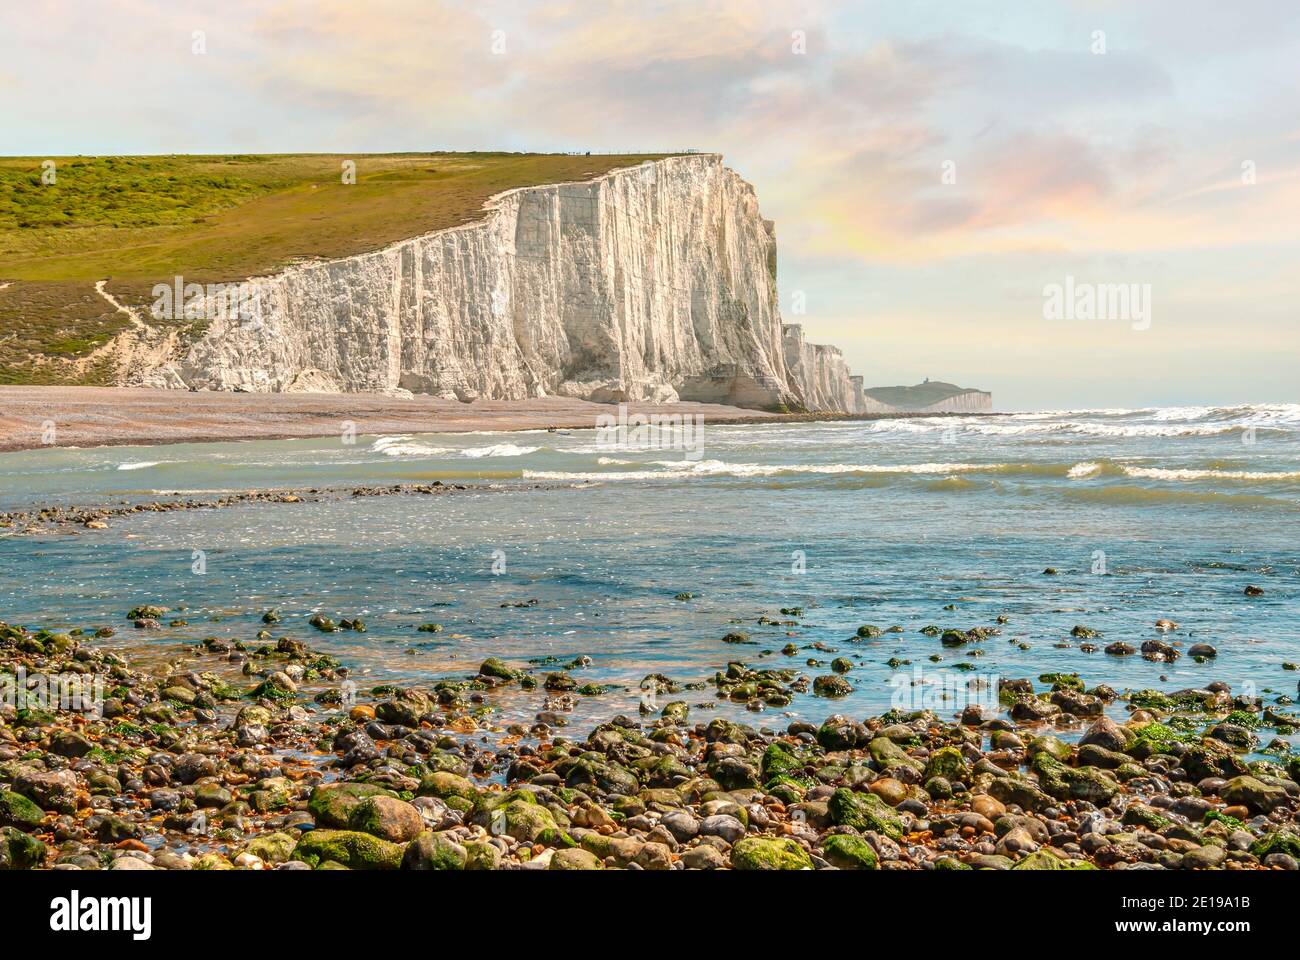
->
[139,154,867,412]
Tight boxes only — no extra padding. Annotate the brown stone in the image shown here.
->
[971,794,1006,821]
[868,777,908,807]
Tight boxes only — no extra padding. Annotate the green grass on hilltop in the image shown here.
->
[0,152,674,383]
[863,381,982,408]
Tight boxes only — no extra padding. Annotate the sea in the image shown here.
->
[1,404,1297,745]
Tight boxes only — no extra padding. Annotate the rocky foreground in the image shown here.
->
[1,613,1299,871]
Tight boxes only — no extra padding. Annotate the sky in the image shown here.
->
[2,0,1298,409]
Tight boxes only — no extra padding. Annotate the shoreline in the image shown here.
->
[0,480,524,533]
[0,385,994,454]
[1,610,1296,871]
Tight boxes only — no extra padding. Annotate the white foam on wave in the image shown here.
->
[1121,466,1300,482]
[460,443,541,458]
[1064,460,1300,482]
[1066,422,1258,438]
[116,461,166,471]
[360,436,547,459]
[860,404,1300,439]
[370,436,455,458]
[524,460,1006,482]
[871,419,1273,439]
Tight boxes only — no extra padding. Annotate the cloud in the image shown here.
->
[3,0,1297,403]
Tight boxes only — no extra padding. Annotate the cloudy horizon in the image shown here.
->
[3,0,1297,410]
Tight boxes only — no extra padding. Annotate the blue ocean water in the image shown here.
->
[1,405,1297,741]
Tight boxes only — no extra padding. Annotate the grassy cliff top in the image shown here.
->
[0,152,675,383]
[863,381,987,408]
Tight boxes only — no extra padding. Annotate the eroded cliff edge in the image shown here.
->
[138,154,867,412]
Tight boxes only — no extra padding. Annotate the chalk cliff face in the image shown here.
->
[783,324,867,414]
[910,391,993,413]
[139,154,866,412]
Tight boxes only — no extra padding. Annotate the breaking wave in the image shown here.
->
[370,436,454,458]
[371,437,539,459]
[865,404,1300,439]
[460,443,541,459]
[525,460,1034,482]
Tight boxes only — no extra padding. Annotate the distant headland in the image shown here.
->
[862,380,993,414]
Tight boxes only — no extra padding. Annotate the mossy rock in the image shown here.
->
[731,836,813,870]
[923,746,969,784]
[422,750,471,777]
[294,829,403,870]
[494,799,559,843]
[13,707,56,727]
[0,790,44,831]
[987,773,1053,812]
[417,771,478,802]
[243,832,296,864]
[308,782,397,828]
[1249,830,1300,860]
[1026,735,1072,763]
[703,717,752,745]
[638,788,684,810]
[0,826,46,870]
[550,847,603,870]
[402,831,466,870]
[474,787,539,815]
[1030,752,1119,804]
[1221,776,1288,814]
[349,795,424,842]
[1012,849,1097,870]
[444,795,474,814]
[660,701,689,723]
[638,754,693,785]
[934,856,973,870]
[192,852,235,870]
[766,778,808,805]
[560,757,639,795]
[971,854,1015,870]
[812,674,853,697]
[1127,721,1191,756]
[247,777,296,813]
[821,833,879,869]
[126,605,168,620]
[479,657,525,681]
[761,742,804,782]
[1181,740,1250,781]
[543,672,576,691]
[1041,671,1085,690]
[464,841,503,870]
[868,736,923,774]
[1121,804,1172,832]
[827,788,905,840]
